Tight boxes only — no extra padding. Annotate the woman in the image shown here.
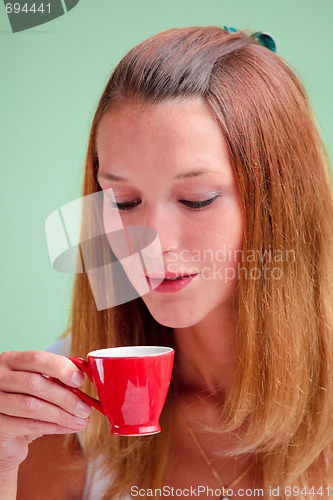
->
[1,25,333,499]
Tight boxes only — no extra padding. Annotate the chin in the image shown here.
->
[141,298,201,329]
[153,315,198,329]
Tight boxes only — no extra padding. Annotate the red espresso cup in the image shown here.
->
[68,346,174,436]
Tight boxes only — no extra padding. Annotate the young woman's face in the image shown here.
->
[96,99,244,328]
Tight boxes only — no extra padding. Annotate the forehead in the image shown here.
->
[96,99,233,180]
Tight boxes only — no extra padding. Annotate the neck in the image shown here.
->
[172,299,238,397]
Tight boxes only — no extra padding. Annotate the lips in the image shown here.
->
[145,272,198,280]
[145,272,199,293]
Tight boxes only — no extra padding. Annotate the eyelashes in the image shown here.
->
[180,196,221,210]
[109,200,141,211]
[108,195,221,213]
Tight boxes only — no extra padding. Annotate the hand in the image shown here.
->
[0,350,92,474]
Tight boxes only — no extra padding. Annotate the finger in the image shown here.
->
[0,351,84,387]
[0,393,90,430]
[0,371,92,418]
[0,413,87,437]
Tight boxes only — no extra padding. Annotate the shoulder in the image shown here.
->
[17,434,86,500]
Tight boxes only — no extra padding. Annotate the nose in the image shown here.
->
[141,203,180,254]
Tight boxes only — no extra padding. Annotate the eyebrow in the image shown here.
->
[97,168,217,182]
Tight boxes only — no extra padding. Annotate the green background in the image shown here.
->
[1,0,332,352]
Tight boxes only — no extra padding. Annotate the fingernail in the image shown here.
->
[74,416,89,426]
[76,401,92,418]
[71,371,84,387]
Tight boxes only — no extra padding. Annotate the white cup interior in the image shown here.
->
[88,346,173,358]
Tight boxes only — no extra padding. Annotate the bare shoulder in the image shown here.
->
[17,434,86,500]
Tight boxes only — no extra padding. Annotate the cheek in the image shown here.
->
[102,192,124,234]
[190,204,244,253]
[218,196,243,243]
[184,206,243,280]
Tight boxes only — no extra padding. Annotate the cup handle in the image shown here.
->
[67,357,106,415]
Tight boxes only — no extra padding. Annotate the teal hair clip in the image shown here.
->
[252,31,277,53]
[223,26,277,53]
[223,25,237,33]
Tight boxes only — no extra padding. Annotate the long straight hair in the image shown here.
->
[67,26,333,498]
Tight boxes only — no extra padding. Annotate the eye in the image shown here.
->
[108,194,221,213]
[108,200,142,212]
[179,195,221,211]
